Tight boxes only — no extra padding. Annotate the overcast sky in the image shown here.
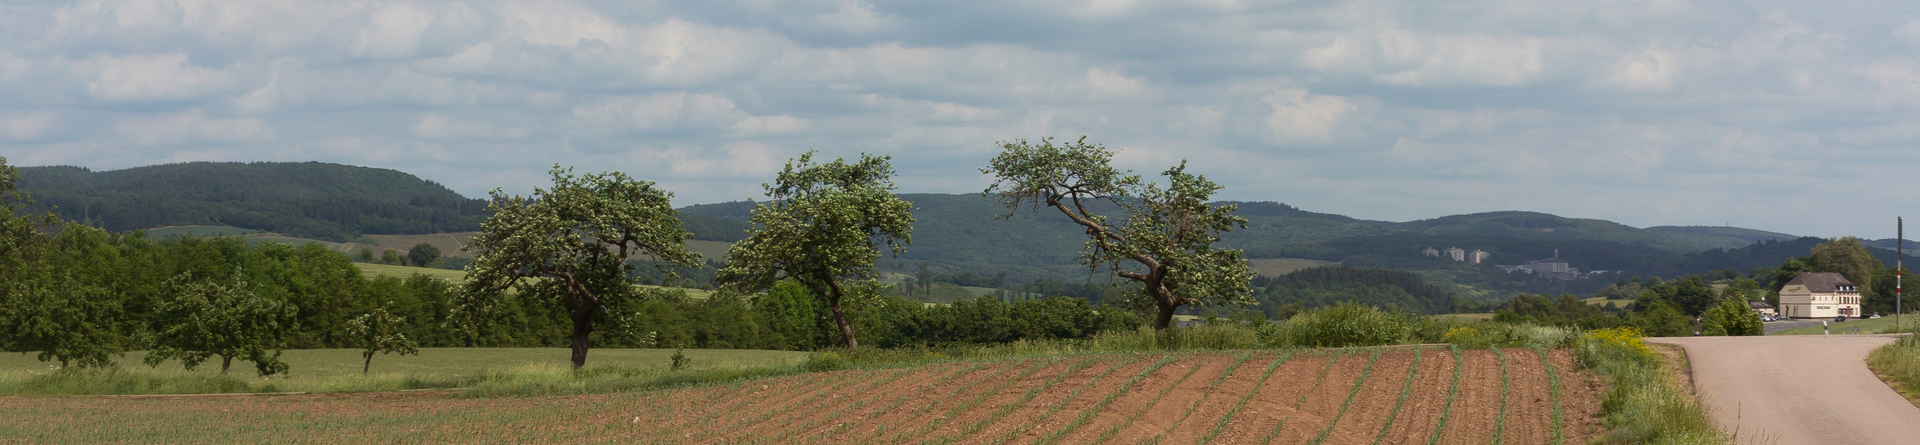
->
[2,0,1917,238]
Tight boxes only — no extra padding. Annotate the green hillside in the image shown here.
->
[19,162,750,244]
[18,162,487,242]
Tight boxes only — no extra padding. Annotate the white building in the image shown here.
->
[1778,272,1862,319]
[1445,247,1466,261]
[1469,250,1490,264]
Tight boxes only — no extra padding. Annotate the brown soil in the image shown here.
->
[1158,352,1287,444]
[4,348,1607,444]
[1054,355,1208,444]
[907,357,1092,443]
[1205,351,1342,444]
[1101,353,1241,444]
[1322,347,1420,445]
[1551,349,1605,442]
[1375,347,1459,444]
[1006,356,1159,444]
[1437,349,1503,444]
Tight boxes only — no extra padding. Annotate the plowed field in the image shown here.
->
[0,347,1602,444]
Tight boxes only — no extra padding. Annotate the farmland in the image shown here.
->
[0,348,1601,444]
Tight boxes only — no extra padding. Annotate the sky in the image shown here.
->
[1,0,1918,238]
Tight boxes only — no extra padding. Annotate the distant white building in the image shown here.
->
[1778,272,1861,319]
[1445,247,1466,261]
[1469,249,1490,264]
[1423,247,1440,258]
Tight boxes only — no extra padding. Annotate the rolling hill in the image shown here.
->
[17,161,1860,300]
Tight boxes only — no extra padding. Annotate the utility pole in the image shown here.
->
[1899,217,1903,332]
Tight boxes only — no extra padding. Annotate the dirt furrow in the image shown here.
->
[1262,351,1375,445]
[1373,347,1456,445]
[1005,356,1159,445]
[1044,354,1199,445]
[745,364,954,442]
[944,357,1131,445]
[1095,353,1243,444]
[1437,349,1502,444]
[1158,352,1286,445]
[1548,349,1603,444]
[911,357,1097,444]
[1205,351,1343,444]
[689,367,906,444]
[1320,347,1419,445]
[782,363,981,442]
[1498,348,1553,445]
[635,369,822,434]
[847,359,1046,443]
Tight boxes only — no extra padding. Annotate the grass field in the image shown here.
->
[1248,258,1332,277]
[1770,315,1920,335]
[143,225,262,238]
[0,348,1603,444]
[354,263,716,299]
[1582,297,1634,308]
[1432,313,1497,322]
[0,348,808,396]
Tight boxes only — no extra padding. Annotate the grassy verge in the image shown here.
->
[1576,327,1727,444]
[1867,334,1920,408]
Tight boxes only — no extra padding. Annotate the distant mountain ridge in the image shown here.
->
[17,161,1839,299]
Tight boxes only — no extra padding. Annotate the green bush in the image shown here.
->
[1574,327,1726,444]
[1280,302,1407,347]
[801,352,850,372]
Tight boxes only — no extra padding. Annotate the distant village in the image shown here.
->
[1422,247,1609,280]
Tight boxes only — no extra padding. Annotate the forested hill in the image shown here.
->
[16,162,484,242]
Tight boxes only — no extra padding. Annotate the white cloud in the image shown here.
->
[81,53,235,101]
[1086,68,1145,100]
[1600,46,1681,91]
[0,0,1916,236]
[113,109,273,145]
[0,112,59,141]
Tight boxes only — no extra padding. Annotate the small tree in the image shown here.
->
[145,269,297,376]
[459,166,700,369]
[380,249,403,265]
[983,137,1255,330]
[406,243,441,267]
[1701,298,1763,336]
[346,305,419,375]
[718,151,914,350]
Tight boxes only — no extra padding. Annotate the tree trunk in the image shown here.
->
[1153,302,1177,330]
[569,308,593,370]
[828,294,859,350]
[363,352,374,375]
[220,355,232,375]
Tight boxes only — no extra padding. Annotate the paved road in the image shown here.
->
[1646,335,1920,445]
[1762,319,1829,334]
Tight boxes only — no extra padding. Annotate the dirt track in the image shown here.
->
[1646,335,1920,445]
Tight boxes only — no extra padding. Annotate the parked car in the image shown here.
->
[1836,315,1848,322]
[1871,314,1882,319]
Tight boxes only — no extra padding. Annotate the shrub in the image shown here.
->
[1573,327,1724,444]
[1280,302,1407,347]
[801,352,850,373]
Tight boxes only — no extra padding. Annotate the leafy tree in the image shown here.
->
[1630,300,1690,337]
[718,151,914,350]
[983,137,1254,329]
[1701,297,1763,336]
[145,269,298,376]
[346,305,419,375]
[1809,237,1880,299]
[459,166,699,369]
[916,263,934,298]
[380,249,402,265]
[356,247,375,262]
[1770,257,1812,291]
[407,243,441,267]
